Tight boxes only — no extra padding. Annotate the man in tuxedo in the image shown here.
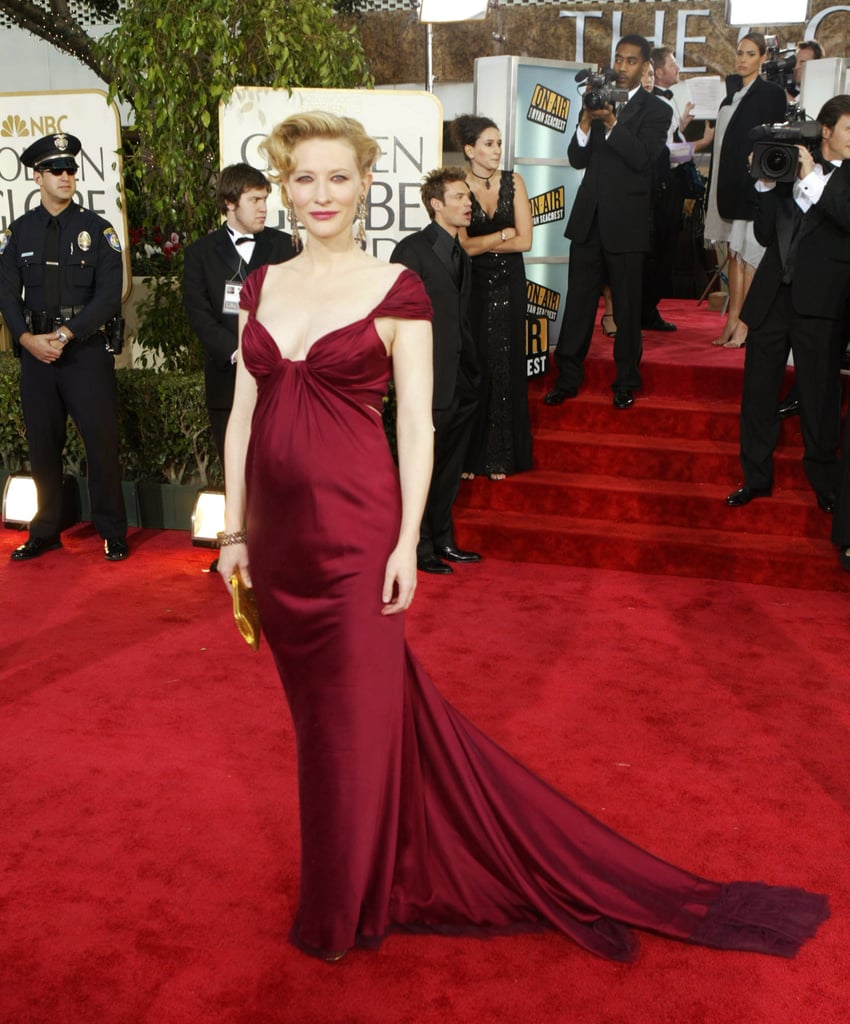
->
[183,164,296,469]
[726,95,850,514]
[390,168,482,575]
[777,40,828,419]
[642,46,716,331]
[544,35,671,410]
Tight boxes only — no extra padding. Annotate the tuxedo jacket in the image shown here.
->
[741,161,850,328]
[183,225,296,408]
[565,87,672,254]
[390,222,479,411]
[714,75,787,221]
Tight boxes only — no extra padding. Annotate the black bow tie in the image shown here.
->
[656,88,674,100]
[234,236,254,245]
[813,151,836,176]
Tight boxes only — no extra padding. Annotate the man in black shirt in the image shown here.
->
[390,168,481,574]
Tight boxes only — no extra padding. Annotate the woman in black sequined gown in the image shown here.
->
[454,115,533,479]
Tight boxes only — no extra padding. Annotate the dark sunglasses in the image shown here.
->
[42,165,78,176]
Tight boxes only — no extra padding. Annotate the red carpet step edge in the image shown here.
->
[455,301,849,593]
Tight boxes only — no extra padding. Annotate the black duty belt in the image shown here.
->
[25,305,86,320]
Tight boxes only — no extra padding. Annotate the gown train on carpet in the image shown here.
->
[238,265,829,961]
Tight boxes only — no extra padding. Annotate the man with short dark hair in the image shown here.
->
[544,35,671,410]
[642,46,715,330]
[390,168,482,574]
[183,164,296,470]
[726,95,850,515]
[0,132,128,562]
[789,39,824,103]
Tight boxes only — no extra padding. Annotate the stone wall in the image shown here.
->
[353,2,849,85]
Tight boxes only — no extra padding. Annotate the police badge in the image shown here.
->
[103,227,122,253]
[54,134,69,152]
[77,231,92,252]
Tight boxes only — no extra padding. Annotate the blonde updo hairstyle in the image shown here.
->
[260,111,381,187]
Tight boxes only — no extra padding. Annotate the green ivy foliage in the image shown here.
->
[122,368,218,485]
[99,0,372,371]
[0,353,26,473]
[132,261,203,374]
[100,0,373,246]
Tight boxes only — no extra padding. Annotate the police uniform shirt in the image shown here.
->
[0,201,123,343]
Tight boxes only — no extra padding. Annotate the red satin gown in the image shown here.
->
[239,265,828,961]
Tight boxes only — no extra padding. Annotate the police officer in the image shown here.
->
[0,132,129,561]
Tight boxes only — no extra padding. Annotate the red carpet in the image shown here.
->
[455,298,850,592]
[1,527,847,1024]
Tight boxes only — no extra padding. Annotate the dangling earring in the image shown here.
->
[287,198,302,252]
[355,194,368,250]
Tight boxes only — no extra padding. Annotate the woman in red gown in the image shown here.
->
[217,112,828,963]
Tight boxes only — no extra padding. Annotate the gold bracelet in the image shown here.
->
[217,529,247,547]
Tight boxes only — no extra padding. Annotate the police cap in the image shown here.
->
[21,132,82,173]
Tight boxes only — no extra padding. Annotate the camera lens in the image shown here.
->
[763,145,794,178]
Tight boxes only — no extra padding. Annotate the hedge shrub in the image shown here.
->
[0,353,221,486]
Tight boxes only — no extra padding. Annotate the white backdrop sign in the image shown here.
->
[0,89,130,297]
[219,88,443,262]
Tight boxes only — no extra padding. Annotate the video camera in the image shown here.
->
[575,68,630,111]
[760,34,797,95]
[749,111,821,183]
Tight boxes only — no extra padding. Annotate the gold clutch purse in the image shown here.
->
[230,570,261,650]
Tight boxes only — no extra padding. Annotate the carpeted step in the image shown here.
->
[454,508,850,592]
[461,300,845,591]
[538,357,787,403]
[530,428,811,489]
[529,393,804,447]
[455,471,829,538]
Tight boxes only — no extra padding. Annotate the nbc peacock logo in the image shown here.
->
[1,115,30,138]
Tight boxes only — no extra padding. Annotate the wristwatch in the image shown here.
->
[500,229,506,242]
[56,329,69,345]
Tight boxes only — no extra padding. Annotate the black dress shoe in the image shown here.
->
[725,486,771,507]
[417,554,453,574]
[208,557,219,573]
[10,535,62,561]
[778,397,800,418]
[613,390,634,409]
[642,315,677,332]
[817,491,837,514]
[104,537,129,561]
[543,387,578,406]
[839,547,850,573]
[435,545,482,563]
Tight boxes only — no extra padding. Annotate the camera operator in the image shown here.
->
[726,95,850,519]
[775,41,827,418]
[788,40,824,104]
[544,35,670,410]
